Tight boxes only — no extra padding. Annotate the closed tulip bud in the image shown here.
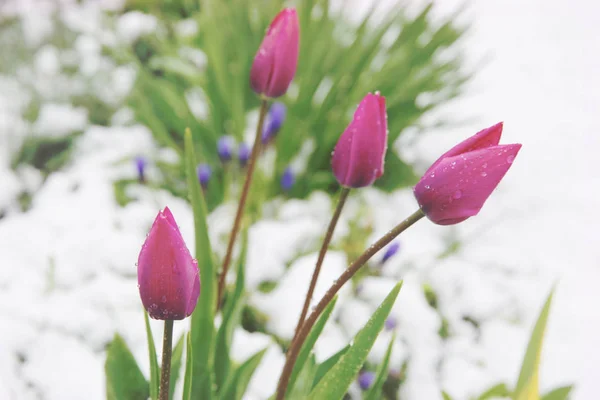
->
[262,102,287,144]
[331,92,388,188]
[414,122,521,225]
[250,8,299,98]
[280,167,295,191]
[196,163,211,188]
[217,136,235,163]
[137,207,200,320]
[238,143,251,167]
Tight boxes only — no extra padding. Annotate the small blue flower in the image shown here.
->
[196,164,211,188]
[135,155,147,183]
[381,241,400,264]
[280,167,295,191]
[217,136,235,162]
[358,371,375,391]
[262,102,287,144]
[384,316,397,331]
[238,142,251,167]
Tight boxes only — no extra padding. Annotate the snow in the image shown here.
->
[0,0,598,399]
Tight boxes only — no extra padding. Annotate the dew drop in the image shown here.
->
[482,162,488,169]
[424,185,431,190]
[430,173,435,178]
[453,190,462,200]
[507,155,515,164]
[161,295,167,303]
[480,171,487,177]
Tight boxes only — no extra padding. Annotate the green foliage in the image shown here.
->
[170,335,186,400]
[308,282,402,400]
[124,0,469,209]
[143,312,160,400]
[182,333,194,400]
[105,334,150,400]
[364,334,395,400]
[541,386,573,400]
[219,348,268,400]
[476,383,511,399]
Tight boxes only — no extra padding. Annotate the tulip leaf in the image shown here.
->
[185,128,216,400]
[105,333,149,400]
[308,282,403,400]
[288,296,338,394]
[182,333,193,400]
[215,230,248,391]
[312,345,350,388]
[514,289,554,400]
[219,348,268,400]
[476,383,511,399]
[169,334,185,400]
[541,385,573,400]
[288,354,318,400]
[442,391,454,400]
[364,334,395,400]
[143,311,159,400]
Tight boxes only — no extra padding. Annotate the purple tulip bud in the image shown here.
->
[196,164,211,188]
[135,155,147,183]
[217,136,235,162]
[385,316,398,331]
[262,102,287,144]
[137,207,200,320]
[358,371,375,391]
[250,8,299,98]
[381,241,400,264]
[414,122,522,225]
[332,93,388,188]
[238,143,251,167]
[280,167,295,191]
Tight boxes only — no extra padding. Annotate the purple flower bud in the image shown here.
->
[217,136,235,162]
[238,143,251,167]
[262,102,287,144]
[250,8,299,98]
[413,122,522,225]
[280,167,295,191]
[135,155,147,183]
[332,93,388,188]
[137,207,200,320]
[358,371,375,390]
[381,241,400,264]
[385,316,397,331]
[196,164,211,188]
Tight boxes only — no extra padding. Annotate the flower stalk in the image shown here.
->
[217,99,269,308]
[275,209,425,400]
[292,187,350,341]
[158,319,174,400]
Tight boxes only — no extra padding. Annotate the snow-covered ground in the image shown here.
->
[0,0,598,399]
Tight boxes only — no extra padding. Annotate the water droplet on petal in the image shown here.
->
[507,155,515,164]
[480,171,487,177]
[453,190,462,199]
[482,162,488,169]
[424,185,431,190]
[430,173,435,178]
[161,295,167,303]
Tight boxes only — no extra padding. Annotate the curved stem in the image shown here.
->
[275,209,425,400]
[217,99,269,309]
[158,319,174,400]
[292,187,350,342]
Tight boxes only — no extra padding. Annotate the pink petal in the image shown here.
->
[266,8,299,98]
[414,143,521,225]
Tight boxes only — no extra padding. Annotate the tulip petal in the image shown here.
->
[414,143,521,225]
[185,259,201,317]
[267,9,299,98]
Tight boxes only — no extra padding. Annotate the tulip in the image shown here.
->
[380,241,400,264]
[135,155,147,183]
[281,166,295,191]
[331,92,388,188]
[262,102,287,144]
[197,163,211,188]
[250,8,299,98]
[137,207,200,320]
[358,371,375,390]
[238,143,251,167]
[413,122,521,225]
[217,136,235,163]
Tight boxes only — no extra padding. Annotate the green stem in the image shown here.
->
[292,187,350,342]
[217,99,269,309]
[158,320,174,400]
[275,209,425,400]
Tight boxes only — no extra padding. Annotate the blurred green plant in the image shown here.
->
[120,0,469,210]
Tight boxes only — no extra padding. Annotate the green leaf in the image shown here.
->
[143,312,159,400]
[215,231,248,390]
[476,383,511,399]
[312,346,349,388]
[442,391,454,400]
[514,289,554,400]
[219,348,268,400]
[308,282,403,400]
[105,333,149,400]
[185,128,216,400]
[541,385,573,400]
[182,333,193,400]
[288,297,339,394]
[169,335,185,400]
[288,354,318,400]
[365,334,395,400]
